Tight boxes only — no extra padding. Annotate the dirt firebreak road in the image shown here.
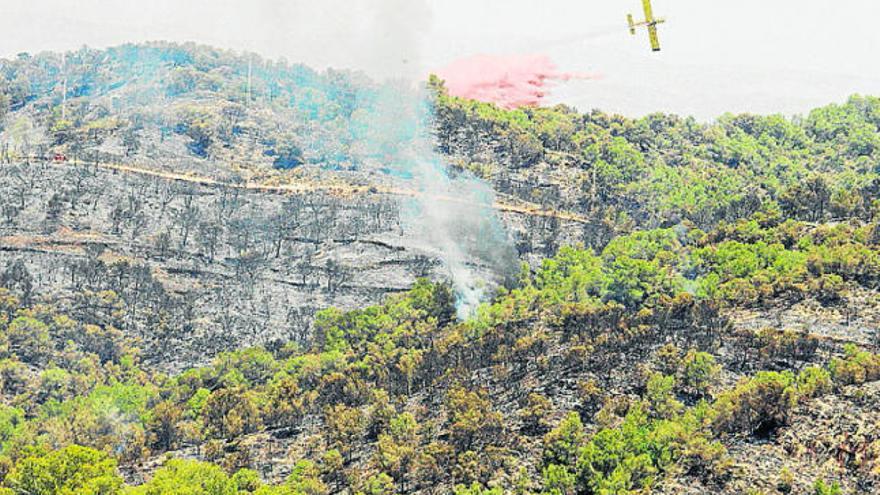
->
[42,158,592,224]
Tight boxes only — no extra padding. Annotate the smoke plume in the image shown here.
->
[350,1,517,318]
[351,78,516,318]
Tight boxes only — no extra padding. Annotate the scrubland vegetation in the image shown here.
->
[1,43,880,493]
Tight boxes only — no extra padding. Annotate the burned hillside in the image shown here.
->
[1,43,880,494]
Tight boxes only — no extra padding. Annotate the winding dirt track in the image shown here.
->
[50,159,592,224]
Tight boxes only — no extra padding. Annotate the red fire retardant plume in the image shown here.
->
[434,54,596,109]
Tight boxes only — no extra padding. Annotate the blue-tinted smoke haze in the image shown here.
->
[355,81,516,317]
[349,1,516,317]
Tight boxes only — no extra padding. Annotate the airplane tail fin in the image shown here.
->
[627,14,635,35]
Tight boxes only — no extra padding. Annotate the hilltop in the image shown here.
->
[0,43,880,494]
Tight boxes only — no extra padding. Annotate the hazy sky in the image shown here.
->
[2,0,878,120]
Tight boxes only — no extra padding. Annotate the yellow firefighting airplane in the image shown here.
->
[627,0,665,51]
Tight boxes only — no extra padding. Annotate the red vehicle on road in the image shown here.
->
[52,153,68,162]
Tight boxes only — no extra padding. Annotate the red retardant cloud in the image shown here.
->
[434,54,596,109]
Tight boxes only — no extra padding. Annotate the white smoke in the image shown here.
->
[352,1,517,318]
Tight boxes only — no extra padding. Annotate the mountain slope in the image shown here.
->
[0,43,879,494]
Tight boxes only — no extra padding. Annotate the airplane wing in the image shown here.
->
[642,0,655,22]
[647,24,661,51]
